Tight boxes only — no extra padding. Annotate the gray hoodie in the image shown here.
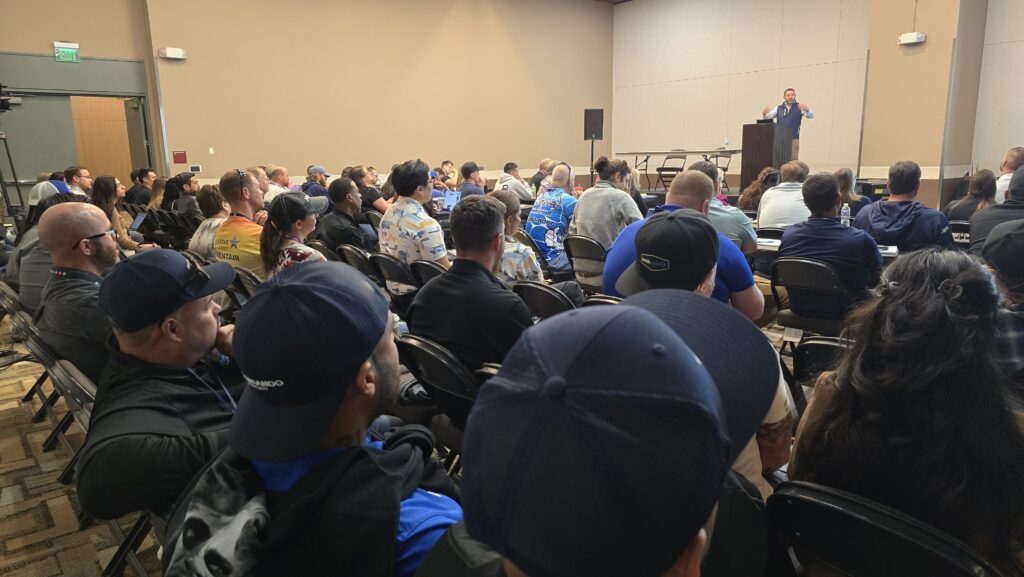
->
[495,173,534,201]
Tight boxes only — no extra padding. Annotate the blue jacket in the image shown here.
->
[852,200,953,252]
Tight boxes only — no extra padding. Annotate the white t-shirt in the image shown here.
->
[731,359,796,500]
[757,182,810,228]
[995,173,1012,204]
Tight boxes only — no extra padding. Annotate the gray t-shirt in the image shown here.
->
[18,244,53,314]
[35,268,111,383]
[568,181,644,284]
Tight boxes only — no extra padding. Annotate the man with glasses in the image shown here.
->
[215,169,268,278]
[77,249,242,522]
[34,203,121,382]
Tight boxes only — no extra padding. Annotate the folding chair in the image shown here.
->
[512,281,575,320]
[581,294,622,307]
[365,210,384,236]
[411,259,447,287]
[233,267,262,299]
[512,229,574,283]
[771,258,851,350]
[708,152,733,193]
[369,252,420,317]
[562,234,607,295]
[337,244,382,285]
[306,239,341,261]
[949,221,970,252]
[655,151,688,191]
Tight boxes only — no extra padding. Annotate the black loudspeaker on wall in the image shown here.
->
[584,109,604,141]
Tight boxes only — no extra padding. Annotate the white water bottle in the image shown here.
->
[723,137,730,148]
[840,203,851,227]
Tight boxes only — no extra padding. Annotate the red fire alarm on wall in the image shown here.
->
[172,151,188,164]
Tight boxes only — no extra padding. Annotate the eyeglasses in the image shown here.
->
[72,229,117,249]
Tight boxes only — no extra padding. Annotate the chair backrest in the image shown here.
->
[661,152,688,166]
[0,281,24,315]
[793,336,848,387]
[512,281,575,320]
[337,244,381,283]
[756,227,786,240]
[513,228,553,270]
[179,249,212,266]
[562,234,607,263]
[767,481,1004,577]
[233,267,262,299]
[948,220,970,247]
[743,210,758,220]
[369,252,420,292]
[15,311,59,370]
[306,239,341,262]
[51,359,97,433]
[708,152,733,170]
[366,210,384,232]
[397,335,478,430]
[411,260,447,286]
[581,294,622,307]
[771,258,851,302]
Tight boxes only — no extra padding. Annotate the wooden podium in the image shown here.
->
[740,122,793,192]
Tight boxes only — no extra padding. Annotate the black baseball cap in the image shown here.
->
[983,219,1024,292]
[229,261,390,462]
[99,249,235,332]
[1008,166,1024,201]
[616,209,719,296]
[267,192,329,228]
[461,161,484,179]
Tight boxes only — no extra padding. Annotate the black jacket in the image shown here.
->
[76,338,244,521]
[969,197,1024,254]
[314,208,371,252]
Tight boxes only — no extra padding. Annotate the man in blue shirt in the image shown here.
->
[780,172,882,319]
[162,262,461,577]
[525,163,577,270]
[457,161,486,196]
[853,160,954,251]
[603,170,764,322]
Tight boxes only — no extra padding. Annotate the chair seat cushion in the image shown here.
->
[776,310,842,337]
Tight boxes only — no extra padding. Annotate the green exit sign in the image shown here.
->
[53,42,80,63]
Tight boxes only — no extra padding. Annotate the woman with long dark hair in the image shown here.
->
[92,175,142,252]
[790,249,1024,574]
[944,169,997,221]
[259,193,326,275]
[737,167,779,211]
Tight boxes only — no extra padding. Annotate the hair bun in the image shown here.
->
[594,156,610,171]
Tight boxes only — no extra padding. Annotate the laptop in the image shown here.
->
[128,213,146,234]
[442,190,461,211]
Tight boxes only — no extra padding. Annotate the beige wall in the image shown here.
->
[972,0,1024,172]
[0,0,149,60]
[612,0,870,175]
[942,0,987,193]
[145,0,614,181]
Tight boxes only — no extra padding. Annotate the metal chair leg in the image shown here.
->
[21,371,47,403]
[31,388,60,424]
[103,513,152,577]
[58,446,81,485]
[42,412,73,452]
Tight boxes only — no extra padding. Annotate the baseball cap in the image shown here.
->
[1008,166,1024,200]
[229,261,390,462]
[462,305,731,577]
[616,209,719,296]
[461,161,484,179]
[983,219,1024,292]
[307,165,331,178]
[99,249,235,332]
[267,192,329,229]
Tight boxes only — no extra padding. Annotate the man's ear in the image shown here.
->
[350,359,375,398]
[161,316,182,343]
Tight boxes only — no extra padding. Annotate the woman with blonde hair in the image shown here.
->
[833,167,871,217]
[146,176,168,211]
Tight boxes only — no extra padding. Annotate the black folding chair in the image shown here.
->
[771,258,851,348]
[512,281,575,320]
[15,312,72,453]
[793,336,848,387]
[366,210,384,235]
[767,481,1004,577]
[233,267,262,299]
[337,244,382,285]
[411,259,447,287]
[396,335,478,432]
[562,234,607,295]
[581,294,622,306]
[949,220,970,252]
[369,252,420,316]
[306,239,341,262]
[655,151,687,191]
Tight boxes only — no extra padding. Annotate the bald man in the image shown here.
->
[35,203,121,381]
[602,170,765,322]
[525,163,577,271]
[529,157,552,193]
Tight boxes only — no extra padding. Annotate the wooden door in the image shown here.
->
[69,96,133,183]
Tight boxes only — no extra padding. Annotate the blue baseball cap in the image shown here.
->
[98,249,235,332]
[229,261,390,462]
[462,305,733,577]
[307,165,332,177]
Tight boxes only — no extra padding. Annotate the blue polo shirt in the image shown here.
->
[779,216,882,319]
[252,440,463,577]
[602,204,755,303]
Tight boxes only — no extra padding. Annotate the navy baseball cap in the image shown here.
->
[461,161,484,179]
[307,165,332,177]
[616,209,720,296]
[229,261,390,462]
[99,249,235,332]
[462,305,731,577]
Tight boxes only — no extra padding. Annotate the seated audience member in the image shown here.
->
[301,165,331,198]
[92,176,151,252]
[382,164,403,201]
[35,203,120,382]
[380,159,451,293]
[625,165,648,216]
[264,164,291,204]
[983,220,1024,395]
[170,172,203,219]
[408,196,532,371]
[146,176,168,211]
[188,185,230,262]
[757,160,810,228]
[790,249,1024,575]
[779,172,882,320]
[314,177,372,251]
[970,166,1024,254]
[64,165,93,197]
[437,160,458,191]
[536,160,566,196]
[161,262,461,577]
[77,249,241,521]
[835,167,872,217]
[351,165,389,222]
[6,194,80,290]
[604,171,764,322]
[488,189,542,283]
[215,169,267,278]
[160,175,182,211]
[260,192,329,275]
[944,169,996,222]
[495,162,534,201]
[439,294,778,577]
[525,164,576,271]
[125,167,156,205]
[529,158,552,193]
[690,160,757,253]
[853,160,954,251]
[737,166,780,212]
[458,161,487,196]
[568,156,644,288]
[27,174,71,207]
[995,146,1024,204]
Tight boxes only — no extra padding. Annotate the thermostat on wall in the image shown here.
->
[898,32,926,46]
[158,47,187,60]
[189,165,202,173]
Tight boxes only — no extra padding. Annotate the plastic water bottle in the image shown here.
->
[723,137,730,148]
[840,203,851,227]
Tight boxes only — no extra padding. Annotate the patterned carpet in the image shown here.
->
[0,326,160,577]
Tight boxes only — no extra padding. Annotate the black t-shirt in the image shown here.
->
[942,195,984,222]
[969,198,1024,254]
[314,208,370,252]
[359,186,383,223]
